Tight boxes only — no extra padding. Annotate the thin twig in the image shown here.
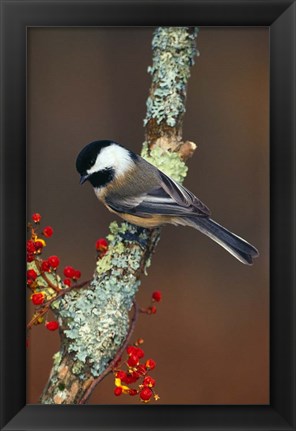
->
[78,301,139,405]
[26,305,50,331]
[34,259,60,293]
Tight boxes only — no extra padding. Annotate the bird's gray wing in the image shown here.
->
[159,171,210,216]
[105,171,210,218]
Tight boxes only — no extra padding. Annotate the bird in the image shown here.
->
[76,140,259,265]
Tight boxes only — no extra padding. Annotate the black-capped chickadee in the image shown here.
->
[76,140,259,265]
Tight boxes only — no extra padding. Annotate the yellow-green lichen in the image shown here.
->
[72,360,85,376]
[53,351,62,367]
[97,229,128,274]
[96,253,113,274]
[109,221,129,236]
[141,142,188,183]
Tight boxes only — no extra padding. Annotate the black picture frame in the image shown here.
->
[0,1,295,430]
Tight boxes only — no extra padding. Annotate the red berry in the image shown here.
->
[31,292,45,305]
[131,371,140,382]
[136,347,144,358]
[135,347,144,359]
[34,240,44,251]
[150,306,157,314]
[96,238,108,252]
[143,375,156,388]
[127,345,144,359]
[123,372,138,384]
[73,270,81,280]
[32,213,41,223]
[140,387,153,401]
[152,291,162,302]
[114,387,122,396]
[129,389,138,396]
[27,269,38,281]
[63,266,75,278]
[41,260,50,272]
[48,255,60,269]
[136,364,147,376]
[116,370,126,380]
[123,374,134,385]
[63,278,72,287]
[45,321,59,331]
[42,226,54,238]
[127,345,137,356]
[27,240,36,254]
[145,359,156,370]
[27,254,34,263]
[127,354,139,367]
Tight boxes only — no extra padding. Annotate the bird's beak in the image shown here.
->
[80,174,89,185]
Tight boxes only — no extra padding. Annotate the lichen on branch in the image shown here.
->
[39,26,199,405]
[144,26,199,150]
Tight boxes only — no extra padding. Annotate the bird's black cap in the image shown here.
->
[76,140,115,175]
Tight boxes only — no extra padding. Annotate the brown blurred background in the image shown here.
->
[27,27,269,404]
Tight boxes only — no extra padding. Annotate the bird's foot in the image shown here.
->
[119,227,148,249]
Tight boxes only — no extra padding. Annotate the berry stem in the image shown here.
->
[34,258,60,293]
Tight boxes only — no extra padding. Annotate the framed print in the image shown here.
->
[0,1,295,430]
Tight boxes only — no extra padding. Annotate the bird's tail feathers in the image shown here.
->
[181,216,259,265]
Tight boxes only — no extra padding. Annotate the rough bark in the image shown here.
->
[40,26,199,405]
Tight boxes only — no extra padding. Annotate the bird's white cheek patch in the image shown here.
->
[86,144,133,177]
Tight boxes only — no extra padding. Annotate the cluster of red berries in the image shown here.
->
[27,213,54,262]
[113,339,159,403]
[63,266,81,287]
[27,213,85,332]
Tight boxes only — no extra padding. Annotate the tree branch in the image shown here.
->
[40,26,199,405]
